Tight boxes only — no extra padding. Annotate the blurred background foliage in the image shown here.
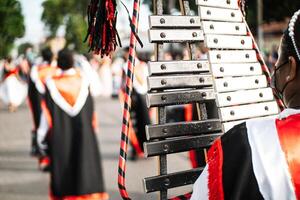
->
[1,0,300,59]
[0,0,25,58]
[42,0,88,53]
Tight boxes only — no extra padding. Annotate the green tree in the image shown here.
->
[245,0,300,30]
[0,0,25,59]
[42,0,88,53]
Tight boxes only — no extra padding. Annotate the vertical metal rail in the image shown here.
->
[153,0,168,199]
[179,0,208,167]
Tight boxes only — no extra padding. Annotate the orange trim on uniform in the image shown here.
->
[49,192,109,200]
[38,65,57,84]
[41,100,53,128]
[276,114,300,199]
[53,72,82,107]
[184,104,193,122]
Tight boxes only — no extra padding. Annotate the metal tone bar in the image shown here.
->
[196,0,239,9]
[219,101,279,122]
[208,50,257,63]
[146,120,222,140]
[148,60,210,76]
[143,168,203,193]
[202,21,247,35]
[198,6,243,22]
[211,62,262,77]
[214,75,267,92]
[216,88,274,107]
[147,74,213,91]
[149,15,201,28]
[144,133,222,157]
[146,89,215,108]
[205,35,252,49]
[149,29,204,43]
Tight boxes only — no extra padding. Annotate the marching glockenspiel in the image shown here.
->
[143,0,281,199]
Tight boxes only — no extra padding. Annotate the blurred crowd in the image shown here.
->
[0,43,211,112]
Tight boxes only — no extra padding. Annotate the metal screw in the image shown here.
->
[264,106,269,111]
[220,67,224,72]
[231,12,235,17]
[160,18,165,24]
[210,24,214,30]
[201,92,207,98]
[207,124,212,130]
[160,32,166,38]
[230,110,235,116]
[255,79,259,84]
[235,26,240,31]
[161,95,167,101]
[161,79,167,85]
[245,53,250,58]
[241,39,245,45]
[223,82,228,87]
[226,0,231,4]
[259,93,263,97]
[192,32,198,37]
[162,128,168,135]
[227,96,231,101]
[190,18,195,24]
[164,178,170,186]
[197,63,202,69]
[207,10,211,15]
[163,144,169,152]
[161,64,166,70]
[217,54,221,59]
[250,66,254,71]
[214,38,218,44]
[199,77,205,83]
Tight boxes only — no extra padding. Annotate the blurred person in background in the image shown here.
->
[98,56,113,97]
[120,47,150,160]
[111,51,125,98]
[74,54,102,98]
[28,47,57,158]
[37,49,108,200]
[0,56,27,112]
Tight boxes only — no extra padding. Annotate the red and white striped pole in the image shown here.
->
[118,0,141,198]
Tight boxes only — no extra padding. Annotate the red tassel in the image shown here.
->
[85,0,120,57]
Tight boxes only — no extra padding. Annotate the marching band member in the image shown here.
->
[0,56,27,112]
[191,10,300,200]
[28,47,57,157]
[37,49,108,200]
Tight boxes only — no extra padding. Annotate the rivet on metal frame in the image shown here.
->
[160,32,166,38]
[160,64,166,70]
[161,79,167,85]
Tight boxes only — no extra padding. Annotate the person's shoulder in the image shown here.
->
[221,122,247,143]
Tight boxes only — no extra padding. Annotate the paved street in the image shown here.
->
[0,98,192,200]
